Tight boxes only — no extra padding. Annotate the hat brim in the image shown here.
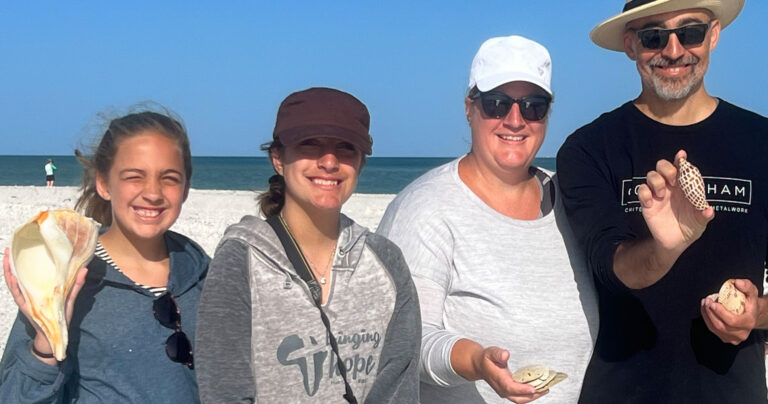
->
[590,0,744,52]
[475,72,553,96]
[276,124,373,155]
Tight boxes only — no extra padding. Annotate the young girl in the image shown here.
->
[195,87,420,403]
[0,110,209,402]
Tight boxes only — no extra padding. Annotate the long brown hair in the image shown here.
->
[74,110,192,226]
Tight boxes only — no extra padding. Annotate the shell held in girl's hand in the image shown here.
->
[10,209,100,361]
[676,157,710,210]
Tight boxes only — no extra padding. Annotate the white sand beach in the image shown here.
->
[0,186,395,357]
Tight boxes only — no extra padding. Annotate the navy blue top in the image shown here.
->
[0,231,209,403]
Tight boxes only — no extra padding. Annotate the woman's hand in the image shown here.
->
[3,247,88,363]
[452,339,548,403]
[472,346,548,403]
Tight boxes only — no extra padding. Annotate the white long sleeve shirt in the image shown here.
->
[377,157,598,403]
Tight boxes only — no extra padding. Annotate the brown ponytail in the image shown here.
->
[257,139,285,217]
[258,174,286,217]
[74,148,112,225]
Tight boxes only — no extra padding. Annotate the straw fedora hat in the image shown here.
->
[591,0,745,51]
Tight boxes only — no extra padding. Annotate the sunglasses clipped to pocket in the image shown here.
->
[635,23,710,50]
[471,91,552,121]
[153,292,194,369]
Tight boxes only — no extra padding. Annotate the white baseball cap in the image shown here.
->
[468,35,552,96]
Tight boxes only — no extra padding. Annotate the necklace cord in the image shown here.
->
[278,214,336,283]
[266,215,358,404]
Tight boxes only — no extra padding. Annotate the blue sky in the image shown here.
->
[1,1,766,157]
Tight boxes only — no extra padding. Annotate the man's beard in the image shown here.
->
[644,55,704,100]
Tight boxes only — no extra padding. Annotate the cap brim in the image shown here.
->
[475,72,552,96]
[590,0,744,52]
[277,124,373,155]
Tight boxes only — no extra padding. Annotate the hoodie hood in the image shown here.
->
[219,213,369,279]
[165,230,210,296]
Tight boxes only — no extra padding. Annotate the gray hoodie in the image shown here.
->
[195,214,420,403]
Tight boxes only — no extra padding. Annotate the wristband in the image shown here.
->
[31,344,55,359]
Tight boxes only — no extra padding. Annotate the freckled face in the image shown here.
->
[624,9,719,100]
[273,137,363,212]
[465,81,549,174]
[96,131,188,243]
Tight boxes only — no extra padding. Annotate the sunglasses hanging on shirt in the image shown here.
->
[153,292,194,369]
[471,91,552,121]
[635,22,710,50]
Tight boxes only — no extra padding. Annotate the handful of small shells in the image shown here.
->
[10,209,100,360]
[676,157,710,210]
[707,279,746,315]
[512,364,568,392]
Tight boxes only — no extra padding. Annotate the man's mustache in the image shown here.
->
[649,55,700,67]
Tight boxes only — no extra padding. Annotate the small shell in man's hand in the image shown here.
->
[676,157,710,210]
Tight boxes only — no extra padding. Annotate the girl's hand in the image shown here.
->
[3,247,88,362]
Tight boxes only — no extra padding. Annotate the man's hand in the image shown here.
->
[637,150,714,252]
[701,278,761,344]
[614,150,715,289]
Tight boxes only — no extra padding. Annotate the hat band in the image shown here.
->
[623,0,656,12]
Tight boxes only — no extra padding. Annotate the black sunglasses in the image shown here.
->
[471,91,552,121]
[635,23,710,50]
[153,292,194,369]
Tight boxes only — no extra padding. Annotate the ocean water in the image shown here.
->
[0,155,556,194]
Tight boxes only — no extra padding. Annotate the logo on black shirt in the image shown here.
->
[621,176,751,212]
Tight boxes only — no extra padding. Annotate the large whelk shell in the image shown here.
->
[10,209,100,360]
[676,157,710,210]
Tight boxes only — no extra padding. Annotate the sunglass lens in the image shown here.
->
[153,293,180,329]
[166,331,194,368]
[520,98,550,121]
[640,30,665,49]
[679,25,707,46]
[481,96,511,119]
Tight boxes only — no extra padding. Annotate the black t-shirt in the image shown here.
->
[557,100,768,403]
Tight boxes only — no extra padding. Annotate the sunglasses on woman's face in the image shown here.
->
[471,91,552,121]
[635,23,710,50]
[153,292,194,369]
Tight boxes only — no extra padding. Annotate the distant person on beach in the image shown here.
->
[0,109,209,402]
[377,35,598,403]
[44,158,56,186]
[195,87,420,403]
[556,0,768,402]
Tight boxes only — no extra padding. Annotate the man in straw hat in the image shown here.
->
[557,0,768,402]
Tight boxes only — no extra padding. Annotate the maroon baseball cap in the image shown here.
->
[272,87,373,155]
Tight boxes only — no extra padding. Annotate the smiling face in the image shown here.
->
[96,131,188,243]
[272,136,363,214]
[624,8,720,101]
[465,81,549,175]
